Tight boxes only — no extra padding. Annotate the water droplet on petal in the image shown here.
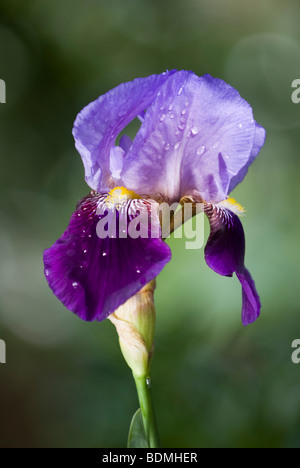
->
[169,113,175,119]
[72,282,79,289]
[164,143,170,151]
[191,126,199,136]
[196,146,206,156]
[102,252,107,257]
[238,123,243,128]
[174,142,181,150]
[178,86,184,95]
[178,124,185,131]
[185,101,189,107]
[160,114,166,122]
[45,269,50,277]
[181,109,187,115]
[168,104,173,111]
[136,269,141,274]
[146,377,152,388]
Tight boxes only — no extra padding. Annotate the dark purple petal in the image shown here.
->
[204,203,245,276]
[204,202,260,325]
[44,194,171,321]
[237,268,261,326]
[72,71,176,192]
[122,72,265,203]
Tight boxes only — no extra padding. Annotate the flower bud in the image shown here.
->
[108,280,156,378]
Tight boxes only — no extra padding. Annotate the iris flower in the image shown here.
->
[44,70,265,326]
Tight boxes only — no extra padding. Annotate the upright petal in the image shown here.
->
[121,73,265,203]
[204,200,261,325]
[44,193,171,321]
[73,71,176,192]
[228,123,266,193]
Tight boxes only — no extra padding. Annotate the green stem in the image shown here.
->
[133,374,160,448]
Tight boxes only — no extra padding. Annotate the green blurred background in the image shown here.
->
[0,0,300,448]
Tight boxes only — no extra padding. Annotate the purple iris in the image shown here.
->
[44,70,266,326]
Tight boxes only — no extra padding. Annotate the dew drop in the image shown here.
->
[238,123,243,128]
[102,252,107,257]
[178,86,184,95]
[168,104,173,111]
[164,143,170,151]
[191,126,199,136]
[146,377,152,388]
[185,101,189,107]
[45,269,50,277]
[169,113,175,119]
[181,109,187,115]
[83,249,88,254]
[160,114,166,122]
[196,146,206,156]
[72,282,79,289]
[175,129,180,135]
[174,141,181,150]
[136,269,141,274]
[178,124,185,131]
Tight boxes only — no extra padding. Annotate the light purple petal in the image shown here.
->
[110,146,125,181]
[122,73,265,203]
[204,203,261,325]
[237,269,261,326]
[228,123,266,193]
[43,193,171,321]
[119,135,133,154]
[72,71,176,192]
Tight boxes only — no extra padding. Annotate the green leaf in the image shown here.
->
[127,409,149,448]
